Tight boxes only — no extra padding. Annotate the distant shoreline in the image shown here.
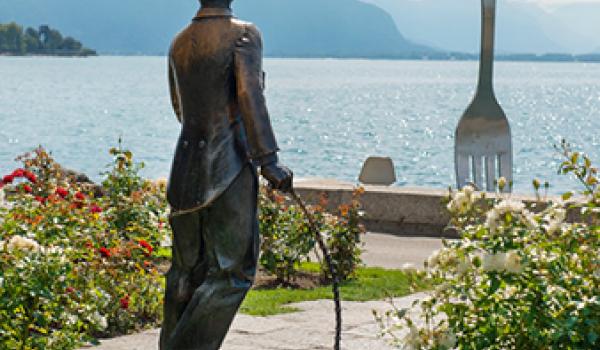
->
[0,52,96,57]
[2,52,600,64]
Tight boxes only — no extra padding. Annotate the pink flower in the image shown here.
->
[90,205,103,214]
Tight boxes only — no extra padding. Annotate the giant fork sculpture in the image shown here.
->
[455,0,513,192]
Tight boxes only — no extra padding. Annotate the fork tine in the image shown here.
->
[486,155,496,191]
[456,153,470,189]
[473,156,484,190]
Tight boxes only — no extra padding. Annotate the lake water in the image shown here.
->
[1,57,600,194]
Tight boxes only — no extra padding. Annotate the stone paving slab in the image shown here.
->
[361,233,442,270]
[83,294,425,350]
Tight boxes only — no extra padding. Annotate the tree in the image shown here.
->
[0,22,96,56]
[42,28,64,50]
[0,22,25,54]
[60,37,82,51]
[23,27,41,52]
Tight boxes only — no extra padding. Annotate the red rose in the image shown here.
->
[75,192,86,201]
[2,175,14,184]
[23,184,33,193]
[119,295,130,309]
[24,171,37,184]
[90,205,103,214]
[12,169,25,177]
[138,240,153,255]
[55,187,69,198]
[99,247,111,258]
[66,287,75,294]
[35,196,47,204]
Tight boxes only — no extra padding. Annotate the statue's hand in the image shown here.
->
[261,163,293,193]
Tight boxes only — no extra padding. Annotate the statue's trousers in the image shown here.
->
[160,165,259,350]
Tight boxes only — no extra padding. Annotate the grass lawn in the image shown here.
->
[240,263,427,316]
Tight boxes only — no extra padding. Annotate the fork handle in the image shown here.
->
[477,0,496,97]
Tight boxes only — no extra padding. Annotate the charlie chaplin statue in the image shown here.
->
[160,0,293,349]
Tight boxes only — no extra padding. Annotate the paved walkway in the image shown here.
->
[80,234,441,350]
[361,233,443,270]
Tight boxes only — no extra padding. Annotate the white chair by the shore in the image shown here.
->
[359,157,396,186]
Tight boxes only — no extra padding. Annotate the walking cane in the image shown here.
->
[289,189,342,350]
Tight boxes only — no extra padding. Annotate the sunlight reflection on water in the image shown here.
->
[1,57,599,194]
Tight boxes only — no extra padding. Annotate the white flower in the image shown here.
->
[545,205,567,223]
[456,257,471,275]
[426,248,458,270]
[503,286,519,298]
[462,185,475,196]
[402,325,422,350]
[427,249,441,268]
[401,263,417,271]
[543,220,563,235]
[6,235,41,253]
[497,177,507,190]
[438,331,457,349]
[0,188,5,204]
[447,186,475,214]
[485,199,528,234]
[91,312,108,330]
[155,177,168,188]
[523,211,539,229]
[66,314,78,326]
[504,251,524,274]
[485,209,500,233]
[161,234,173,248]
[495,199,525,214]
[482,253,507,272]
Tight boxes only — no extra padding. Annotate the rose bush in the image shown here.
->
[259,186,366,284]
[377,142,599,349]
[1,145,366,349]
[0,147,167,349]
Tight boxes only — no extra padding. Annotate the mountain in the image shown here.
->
[549,2,600,53]
[361,0,596,54]
[0,0,430,56]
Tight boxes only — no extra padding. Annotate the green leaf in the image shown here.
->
[562,192,574,201]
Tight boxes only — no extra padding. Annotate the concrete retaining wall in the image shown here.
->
[294,178,552,238]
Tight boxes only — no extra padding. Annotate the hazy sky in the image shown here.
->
[534,0,600,3]
[530,0,599,2]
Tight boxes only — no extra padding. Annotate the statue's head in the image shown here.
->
[200,0,233,8]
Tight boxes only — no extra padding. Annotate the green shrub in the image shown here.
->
[323,188,365,281]
[259,187,365,284]
[0,145,367,349]
[0,146,167,349]
[259,187,315,283]
[377,142,599,350]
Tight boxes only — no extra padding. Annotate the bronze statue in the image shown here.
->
[161,1,293,349]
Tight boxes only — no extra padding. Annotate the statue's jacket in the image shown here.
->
[167,8,278,213]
